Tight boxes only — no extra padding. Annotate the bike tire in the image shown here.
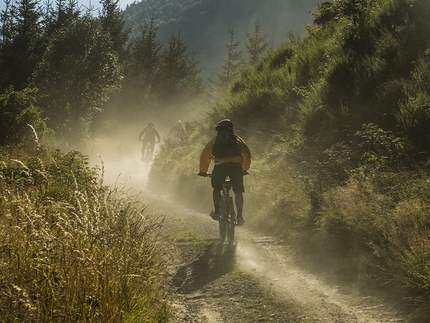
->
[227,196,235,245]
[144,145,153,162]
[219,198,228,242]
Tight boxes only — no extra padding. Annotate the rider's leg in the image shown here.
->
[213,188,221,213]
[211,164,226,215]
[149,141,155,154]
[141,141,148,160]
[235,192,245,226]
[235,192,243,218]
[228,163,245,224]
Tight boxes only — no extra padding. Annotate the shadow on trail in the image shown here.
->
[173,241,236,294]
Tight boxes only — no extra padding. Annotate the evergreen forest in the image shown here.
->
[1,0,430,321]
[122,0,317,80]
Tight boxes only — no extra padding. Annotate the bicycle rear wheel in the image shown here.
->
[227,196,236,245]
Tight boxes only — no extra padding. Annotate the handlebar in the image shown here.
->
[198,172,212,178]
[197,171,248,177]
[139,139,160,143]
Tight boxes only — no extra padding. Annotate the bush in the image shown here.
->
[0,147,172,322]
[0,87,49,146]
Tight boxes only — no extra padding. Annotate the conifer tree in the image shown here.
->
[158,32,202,102]
[128,16,163,98]
[0,0,12,89]
[245,21,269,65]
[0,0,44,90]
[213,25,244,95]
[44,0,81,36]
[99,0,129,60]
[31,15,122,142]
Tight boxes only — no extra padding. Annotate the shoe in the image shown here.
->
[236,216,245,226]
[210,211,220,221]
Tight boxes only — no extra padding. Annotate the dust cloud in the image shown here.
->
[82,123,157,191]
[81,102,196,194]
[234,235,406,322]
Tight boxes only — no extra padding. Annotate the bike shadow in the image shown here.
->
[172,241,237,294]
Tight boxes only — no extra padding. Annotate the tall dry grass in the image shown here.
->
[317,170,430,321]
[0,146,172,322]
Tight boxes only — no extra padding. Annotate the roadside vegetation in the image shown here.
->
[2,0,430,320]
[150,0,430,321]
[0,0,284,321]
[0,144,172,322]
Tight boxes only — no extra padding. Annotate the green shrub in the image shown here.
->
[0,87,50,146]
[0,147,172,322]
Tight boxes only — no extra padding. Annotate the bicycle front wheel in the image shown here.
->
[227,196,235,245]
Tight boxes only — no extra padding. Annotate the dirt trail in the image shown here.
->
[97,155,407,323]
[140,193,407,323]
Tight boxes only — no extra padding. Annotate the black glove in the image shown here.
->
[198,172,207,177]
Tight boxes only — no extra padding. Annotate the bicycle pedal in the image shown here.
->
[210,211,220,220]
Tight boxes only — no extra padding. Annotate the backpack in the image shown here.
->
[212,128,241,158]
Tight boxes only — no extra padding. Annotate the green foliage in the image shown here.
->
[123,0,316,80]
[397,57,430,153]
[211,26,245,96]
[1,0,205,145]
[317,171,430,319]
[245,21,269,65]
[101,14,205,133]
[31,15,122,142]
[0,86,48,146]
[158,32,203,102]
[99,0,130,60]
[0,146,172,322]
[150,0,430,320]
[0,0,45,90]
[126,20,203,105]
[127,16,163,99]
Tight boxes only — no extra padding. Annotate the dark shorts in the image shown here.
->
[211,162,244,193]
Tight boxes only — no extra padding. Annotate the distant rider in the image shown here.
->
[169,120,184,137]
[198,119,251,226]
[139,121,160,161]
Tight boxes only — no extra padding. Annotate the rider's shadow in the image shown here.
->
[172,241,236,294]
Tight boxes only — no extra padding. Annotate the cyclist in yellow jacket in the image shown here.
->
[198,119,251,226]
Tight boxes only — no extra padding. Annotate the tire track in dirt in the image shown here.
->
[98,160,407,322]
[142,192,407,322]
[234,231,406,322]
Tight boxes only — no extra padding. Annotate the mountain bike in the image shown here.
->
[203,174,237,245]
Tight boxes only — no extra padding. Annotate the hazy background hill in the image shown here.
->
[123,0,319,81]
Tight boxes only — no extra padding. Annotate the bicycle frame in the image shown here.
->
[218,179,236,245]
[204,174,236,244]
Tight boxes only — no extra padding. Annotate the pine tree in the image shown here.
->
[43,0,81,36]
[245,21,269,65]
[213,25,244,95]
[128,16,163,97]
[0,0,44,90]
[31,15,122,142]
[158,32,202,102]
[99,0,129,60]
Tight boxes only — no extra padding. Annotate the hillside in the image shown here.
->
[123,0,318,81]
[2,0,430,321]
[150,0,430,321]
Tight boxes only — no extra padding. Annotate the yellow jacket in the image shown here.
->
[199,134,251,173]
